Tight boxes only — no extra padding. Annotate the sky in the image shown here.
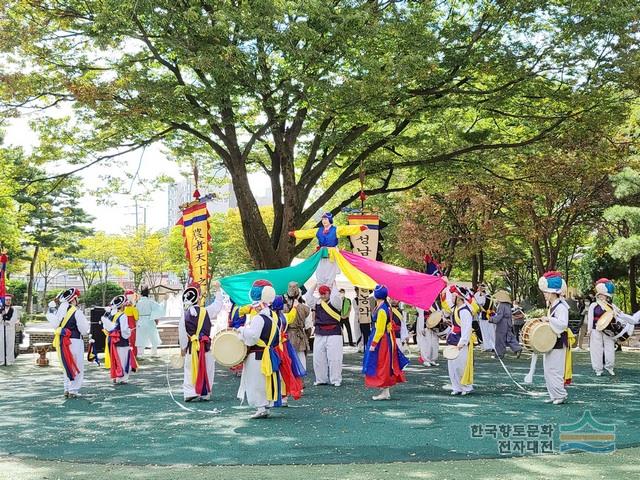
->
[4,114,269,234]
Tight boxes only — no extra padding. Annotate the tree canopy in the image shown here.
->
[2,0,638,268]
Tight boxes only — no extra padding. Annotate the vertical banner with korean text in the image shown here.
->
[347,214,380,324]
[0,253,7,309]
[177,202,211,298]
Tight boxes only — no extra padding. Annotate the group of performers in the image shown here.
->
[7,211,640,417]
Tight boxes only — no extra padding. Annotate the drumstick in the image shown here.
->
[524,353,537,384]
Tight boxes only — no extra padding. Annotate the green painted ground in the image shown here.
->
[1,347,639,471]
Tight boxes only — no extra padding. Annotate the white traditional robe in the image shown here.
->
[305,287,344,385]
[178,293,223,400]
[0,306,19,366]
[135,296,164,354]
[448,306,473,394]
[416,308,439,364]
[543,299,569,401]
[47,302,90,393]
[237,306,274,408]
[102,310,132,383]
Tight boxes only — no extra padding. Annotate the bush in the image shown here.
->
[5,279,27,306]
[83,282,124,307]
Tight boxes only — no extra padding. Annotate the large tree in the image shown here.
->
[1,1,638,267]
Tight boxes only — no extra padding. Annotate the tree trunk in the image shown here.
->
[26,244,40,315]
[630,256,638,312]
[471,254,479,290]
[229,162,285,268]
[478,249,485,284]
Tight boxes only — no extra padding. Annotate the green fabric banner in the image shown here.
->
[220,250,323,305]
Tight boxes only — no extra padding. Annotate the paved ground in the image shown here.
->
[1,346,639,478]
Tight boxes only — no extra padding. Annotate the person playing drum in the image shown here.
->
[236,280,283,419]
[446,285,477,396]
[178,281,224,402]
[588,278,633,376]
[416,306,441,367]
[538,271,574,405]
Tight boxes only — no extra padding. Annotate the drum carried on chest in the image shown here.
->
[211,329,248,367]
[520,318,557,354]
[601,316,631,343]
[426,310,451,338]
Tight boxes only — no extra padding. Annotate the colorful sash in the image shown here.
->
[190,307,211,397]
[256,314,284,403]
[105,312,128,379]
[548,302,574,385]
[453,305,477,385]
[53,306,80,381]
[320,301,341,321]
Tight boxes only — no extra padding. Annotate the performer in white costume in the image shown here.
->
[304,282,344,386]
[101,295,133,385]
[0,295,20,366]
[538,272,573,405]
[446,285,476,395]
[474,285,496,352]
[236,280,282,418]
[416,307,440,367]
[179,282,223,402]
[135,287,165,357]
[46,288,89,397]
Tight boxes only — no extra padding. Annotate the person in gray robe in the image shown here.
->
[490,290,522,359]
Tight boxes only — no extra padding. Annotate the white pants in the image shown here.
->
[237,352,270,408]
[543,348,567,401]
[315,258,339,287]
[417,329,439,363]
[0,324,16,365]
[296,351,306,371]
[479,319,496,351]
[115,346,131,383]
[313,335,343,385]
[448,346,473,393]
[136,316,162,354]
[63,338,85,394]
[183,350,215,399]
[589,330,615,373]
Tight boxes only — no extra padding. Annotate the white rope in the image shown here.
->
[492,348,543,396]
[165,362,223,414]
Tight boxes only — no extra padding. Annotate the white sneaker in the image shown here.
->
[553,398,566,405]
[431,362,439,367]
[313,381,326,386]
[544,398,555,403]
[422,362,431,367]
[450,391,461,396]
[372,392,391,401]
[606,368,615,376]
[461,390,473,396]
[332,382,342,387]
[250,409,270,419]
[595,371,603,377]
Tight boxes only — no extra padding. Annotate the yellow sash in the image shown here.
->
[454,305,477,385]
[255,314,286,400]
[547,303,574,383]
[320,301,341,321]
[190,307,207,383]
[53,305,77,367]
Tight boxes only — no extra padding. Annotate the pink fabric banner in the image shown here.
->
[339,250,446,311]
